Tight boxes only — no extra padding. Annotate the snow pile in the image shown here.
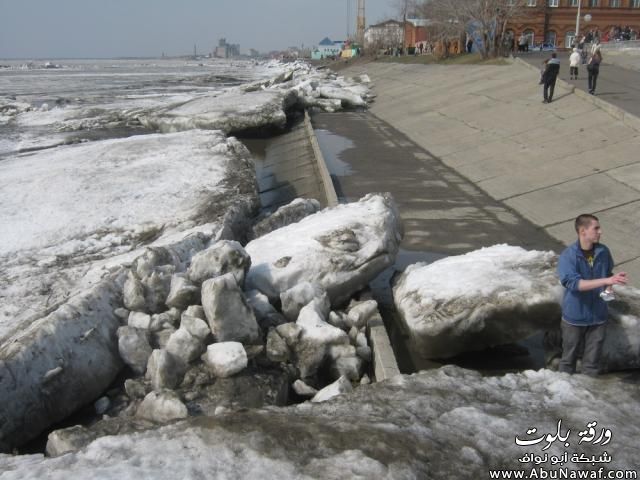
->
[250,198,321,240]
[0,131,259,452]
[0,129,258,338]
[0,98,32,125]
[140,61,374,135]
[545,285,640,372]
[393,245,563,359]
[604,286,640,370]
[246,193,402,305]
[1,366,638,479]
[0,195,399,453]
[139,88,297,134]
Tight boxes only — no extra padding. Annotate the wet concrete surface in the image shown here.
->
[242,120,329,212]
[313,110,561,373]
[313,111,563,256]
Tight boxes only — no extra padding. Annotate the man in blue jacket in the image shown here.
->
[557,214,628,375]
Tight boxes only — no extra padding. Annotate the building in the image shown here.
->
[214,38,240,59]
[311,37,344,59]
[405,18,430,47]
[509,0,640,49]
[364,20,404,50]
[365,19,432,51]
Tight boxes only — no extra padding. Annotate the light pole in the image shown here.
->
[575,0,582,39]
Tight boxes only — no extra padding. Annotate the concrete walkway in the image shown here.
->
[518,49,640,120]
[321,60,640,282]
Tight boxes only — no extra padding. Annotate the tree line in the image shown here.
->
[393,0,529,59]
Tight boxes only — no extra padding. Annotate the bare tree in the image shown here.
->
[419,0,526,59]
[392,0,422,20]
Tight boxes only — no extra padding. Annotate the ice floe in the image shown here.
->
[393,245,563,359]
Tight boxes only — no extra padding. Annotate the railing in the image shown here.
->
[600,39,640,50]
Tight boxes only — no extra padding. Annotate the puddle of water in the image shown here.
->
[314,129,354,177]
[241,137,300,211]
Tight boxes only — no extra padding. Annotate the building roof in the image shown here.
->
[319,37,333,45]
[407,18,431,27]
[368,19,403,29]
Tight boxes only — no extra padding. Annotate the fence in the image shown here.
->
[600,39,640,50]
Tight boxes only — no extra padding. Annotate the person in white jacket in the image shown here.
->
[569,48,581,80]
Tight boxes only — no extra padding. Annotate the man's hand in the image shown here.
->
[608,272,628,286]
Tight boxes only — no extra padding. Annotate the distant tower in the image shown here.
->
[356,0,365,46]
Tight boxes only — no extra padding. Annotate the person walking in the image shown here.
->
[587,47,603,95]
[569,47,581,80]
[557,214,628,375]
[518,33,527,53]
[541,52,560,103]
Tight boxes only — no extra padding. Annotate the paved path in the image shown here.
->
[316,60,640,283]
[518,50,640,118]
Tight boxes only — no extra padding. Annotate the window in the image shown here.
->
[634,0,640,7]
[588,0,598,6]
[527,0,536,6]
[524,29,535,46]
[570,0,579,5]
[545,31,557,45]
[609,0,620,6]
[506,0,515,5]
[565,31,576,48]
[548,0,558,6]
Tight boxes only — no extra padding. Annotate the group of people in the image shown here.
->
[540,40,603,103]
[605,25,637,42]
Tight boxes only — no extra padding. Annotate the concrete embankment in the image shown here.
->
[245,114,337,211]
[332,61,640,282]
[246,115,400,381]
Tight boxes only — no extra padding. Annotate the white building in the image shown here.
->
[364,20,404,51]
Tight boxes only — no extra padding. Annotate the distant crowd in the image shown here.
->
[604,25,638,42]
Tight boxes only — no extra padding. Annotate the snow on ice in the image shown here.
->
[1,366,639,479]
[0,129,256,337]
[245,193,402,306]
[393,245,563,359]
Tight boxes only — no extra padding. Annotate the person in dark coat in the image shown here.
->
[542,52,560,103]
[587,47,603,95]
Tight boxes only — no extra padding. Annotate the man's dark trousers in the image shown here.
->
[544,78,557,102]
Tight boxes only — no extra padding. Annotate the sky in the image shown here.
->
[0,0,398,59]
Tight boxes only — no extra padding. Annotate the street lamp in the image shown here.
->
[575,0,592,40]
[575,0,582,39]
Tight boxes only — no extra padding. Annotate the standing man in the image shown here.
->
[542,52,560,103]
[557,214,628,375]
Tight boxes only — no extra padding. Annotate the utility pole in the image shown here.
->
[347,0,352,39]
[403,0,408,52]
[356,0,366,46]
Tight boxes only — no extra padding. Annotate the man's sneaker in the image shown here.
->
[600,290,615,302]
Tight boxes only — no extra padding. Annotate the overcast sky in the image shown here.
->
[0,0,398,59]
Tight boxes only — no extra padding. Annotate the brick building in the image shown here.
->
[508,0,640,49]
